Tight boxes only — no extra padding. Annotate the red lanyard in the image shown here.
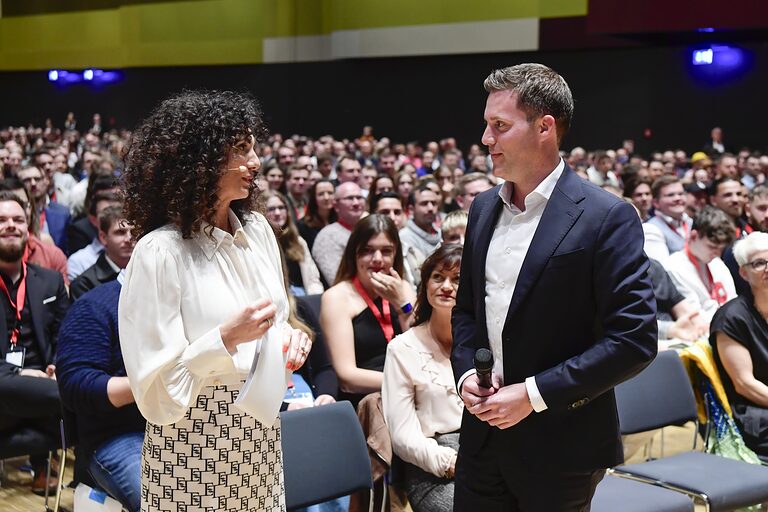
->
[665,218,689,241]
[352,276,394,342]
[685,245,727,305]
[736,224,753,239]
[39,209,47,231]
[0,263,27,348]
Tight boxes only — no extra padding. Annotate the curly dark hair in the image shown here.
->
[122,90,268,239]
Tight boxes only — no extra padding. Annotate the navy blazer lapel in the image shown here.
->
[504,167,585,322]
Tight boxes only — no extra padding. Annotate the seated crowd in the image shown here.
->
[1,118,768,511]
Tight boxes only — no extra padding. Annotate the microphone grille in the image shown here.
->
[474,348,493,371]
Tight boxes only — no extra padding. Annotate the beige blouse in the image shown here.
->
[118,210,289,425]
[382,327,464,477]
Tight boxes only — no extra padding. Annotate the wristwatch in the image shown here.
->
[400,302,413,314]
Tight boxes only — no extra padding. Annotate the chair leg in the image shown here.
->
[44,450,53,510]
[53,448,66,512]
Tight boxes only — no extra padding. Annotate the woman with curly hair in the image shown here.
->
[118,90,310,512]
[263,190,323,296]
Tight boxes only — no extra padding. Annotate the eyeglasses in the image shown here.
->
[745,259,768,273]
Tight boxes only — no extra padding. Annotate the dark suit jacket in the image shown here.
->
[0,264,70,376]
[70,252,119,300]
[66,215,98,256]
[451,166,657,471]
[44,202,71,254]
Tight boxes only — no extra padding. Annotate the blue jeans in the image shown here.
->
[88,431,143,512]
[295,495,350,512]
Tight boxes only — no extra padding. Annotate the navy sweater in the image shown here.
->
[56,280,145,456]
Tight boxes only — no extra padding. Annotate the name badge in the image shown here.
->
[5,346,25,368]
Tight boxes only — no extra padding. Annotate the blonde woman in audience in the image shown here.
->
[321,214,415,408]
[263,190,323,296]
[382,244,464,512]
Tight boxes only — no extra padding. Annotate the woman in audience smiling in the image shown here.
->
[382,244,464,511]
[263,190,323,296]
[711,231,768,462]
[320,214,415,408]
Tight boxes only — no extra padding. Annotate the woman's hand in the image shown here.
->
[220,299,277,353]
[370,268,410,306]
[282,326,312,371]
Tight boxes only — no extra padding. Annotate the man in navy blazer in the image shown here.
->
[451,64,657,511]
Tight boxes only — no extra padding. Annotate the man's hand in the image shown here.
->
[19,369,48,378]
[471,381,534,430]
[459,373,498,410]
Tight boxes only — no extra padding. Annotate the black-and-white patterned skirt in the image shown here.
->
[141,383,285,511]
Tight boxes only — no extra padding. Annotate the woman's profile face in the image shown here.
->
[218,135,260,204]
[315,182,335,211]
[265,196,288,229]
[355,232,396,279]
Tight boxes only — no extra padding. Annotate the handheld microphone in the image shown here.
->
[474,348,494,389]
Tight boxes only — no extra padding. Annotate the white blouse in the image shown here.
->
[382,328,464,478]
[118,210,289,425]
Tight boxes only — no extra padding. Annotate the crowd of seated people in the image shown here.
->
[1,117,768,508]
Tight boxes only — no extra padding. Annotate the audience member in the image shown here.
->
[17,165,71,253]
[297,179,336,252]
[312,182,365,284]
[70,206,134,300]
[441,210,468,246]
[56,277,145,512]
[67,191,123,281]
[383,244,464,512]
[454,173,494,212]
[400,183,441,258]
[711,231,768,462]
[320,215,414,408]
[0,192,70,494]
[647,176,692,254]
[664,206,737,321]
[263,191,323,296]
[708,177,748,238]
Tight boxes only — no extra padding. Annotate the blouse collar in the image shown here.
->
[196,209,250,260]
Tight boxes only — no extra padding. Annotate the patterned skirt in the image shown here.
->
[141,383,285,511]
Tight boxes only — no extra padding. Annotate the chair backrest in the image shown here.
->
[615,350,698,435]
[281,401,373,510]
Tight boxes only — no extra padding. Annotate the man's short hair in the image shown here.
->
[651,175,681,200]
[335,154,358,173]
[89,191,122,217]
[442,209,468,233]
[369,191,402,213]
[98,205,125,234]
[707,176,740,198]
[457,172,494,196]
[749,185,768,202]
[483,63,574,144]
[0,190,28,212]
[407,181,438,208]
[692,206,735,245]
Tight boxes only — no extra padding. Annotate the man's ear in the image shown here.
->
[689,230,699,243]
[98,230,108,246]
[540,115,556,138]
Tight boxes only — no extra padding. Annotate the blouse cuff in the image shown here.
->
[181,326,237,378]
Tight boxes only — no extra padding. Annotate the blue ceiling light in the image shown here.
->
[688,44,752,85]
[83,69,94,80]
[47,70,59,81]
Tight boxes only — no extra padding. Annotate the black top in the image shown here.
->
[297,220,322,252]
[648,259,685,322]
[341,298,402,408]
[710,293,768,409]
[286,258,304,290]
[0,272,42,369]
